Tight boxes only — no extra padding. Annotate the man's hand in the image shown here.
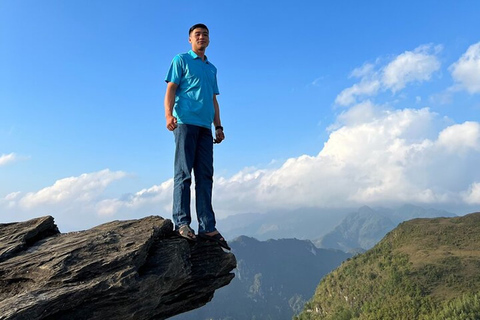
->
[166,115,177,131]
[214,127,225,144]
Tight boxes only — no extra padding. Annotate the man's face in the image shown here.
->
[189,28,209,51]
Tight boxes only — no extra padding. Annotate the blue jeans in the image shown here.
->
[173,124,217,233]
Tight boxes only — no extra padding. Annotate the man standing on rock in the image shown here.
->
[164,23,230,250]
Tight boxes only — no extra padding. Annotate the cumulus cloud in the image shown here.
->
[205,107,479,215]
[1,169,128,230]
[95,107,479,217]
[335,80,381,106]
[437,121,480,153]
[449,42,480,94]
[0,153,18,166]
[18,169,127,209]
[95,179,173,217]
[382,45,441,92]
[335,44,441,106]
[462,182,480,204]
[262,108,477,208]
[1,108,479,230]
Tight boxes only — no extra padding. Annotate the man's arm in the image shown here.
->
[213,94,225,143]
[164,82,178,131]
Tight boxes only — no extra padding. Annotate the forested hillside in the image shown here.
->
[297,212,480,319]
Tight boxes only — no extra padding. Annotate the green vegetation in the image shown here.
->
[431,293,480,320]
[295,212,480,319]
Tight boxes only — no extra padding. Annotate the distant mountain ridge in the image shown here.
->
[172,236,351,320]
[215,207,351,241]
[316,204,455,252]
[214,205,455,247]
[297,212,480,319]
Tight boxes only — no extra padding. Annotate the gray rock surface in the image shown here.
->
[0,216,236,320]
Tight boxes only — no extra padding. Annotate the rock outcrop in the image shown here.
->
[0,216,236,320]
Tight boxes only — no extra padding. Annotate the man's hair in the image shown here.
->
[189,23,209,35]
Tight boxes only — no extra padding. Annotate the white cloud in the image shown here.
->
[437,121,480,153]
[0,169,129,230]
[382,44,441,92]
[462,182,480,204]
[331,100,379,129]
[1,108,479,230]
[95,179,173,217]
[350,63,376,78]
[0,153,18,166]
[212,107,479,213]
[449,42,480,94]
[4,191,21,208]
[18,169,127,209]
[335,44,441,106]
[335,80,381,106]
[5,169,126,210]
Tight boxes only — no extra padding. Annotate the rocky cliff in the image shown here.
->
[0,215,236,320]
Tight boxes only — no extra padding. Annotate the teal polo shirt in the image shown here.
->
[165,50,219,129]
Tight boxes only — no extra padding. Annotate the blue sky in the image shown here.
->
[1,0,480,231]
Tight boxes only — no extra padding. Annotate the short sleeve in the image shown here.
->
[165,55,184,84]
[213,72,220,95]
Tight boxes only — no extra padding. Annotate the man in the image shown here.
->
[164,23,229,250]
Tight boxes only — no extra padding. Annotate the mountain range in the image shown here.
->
[171,204,459,319]
[171,236,351,320]
[315,204,456,252]
[215,207,352,241]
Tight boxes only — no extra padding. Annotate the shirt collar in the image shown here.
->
[188,49,209,63]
